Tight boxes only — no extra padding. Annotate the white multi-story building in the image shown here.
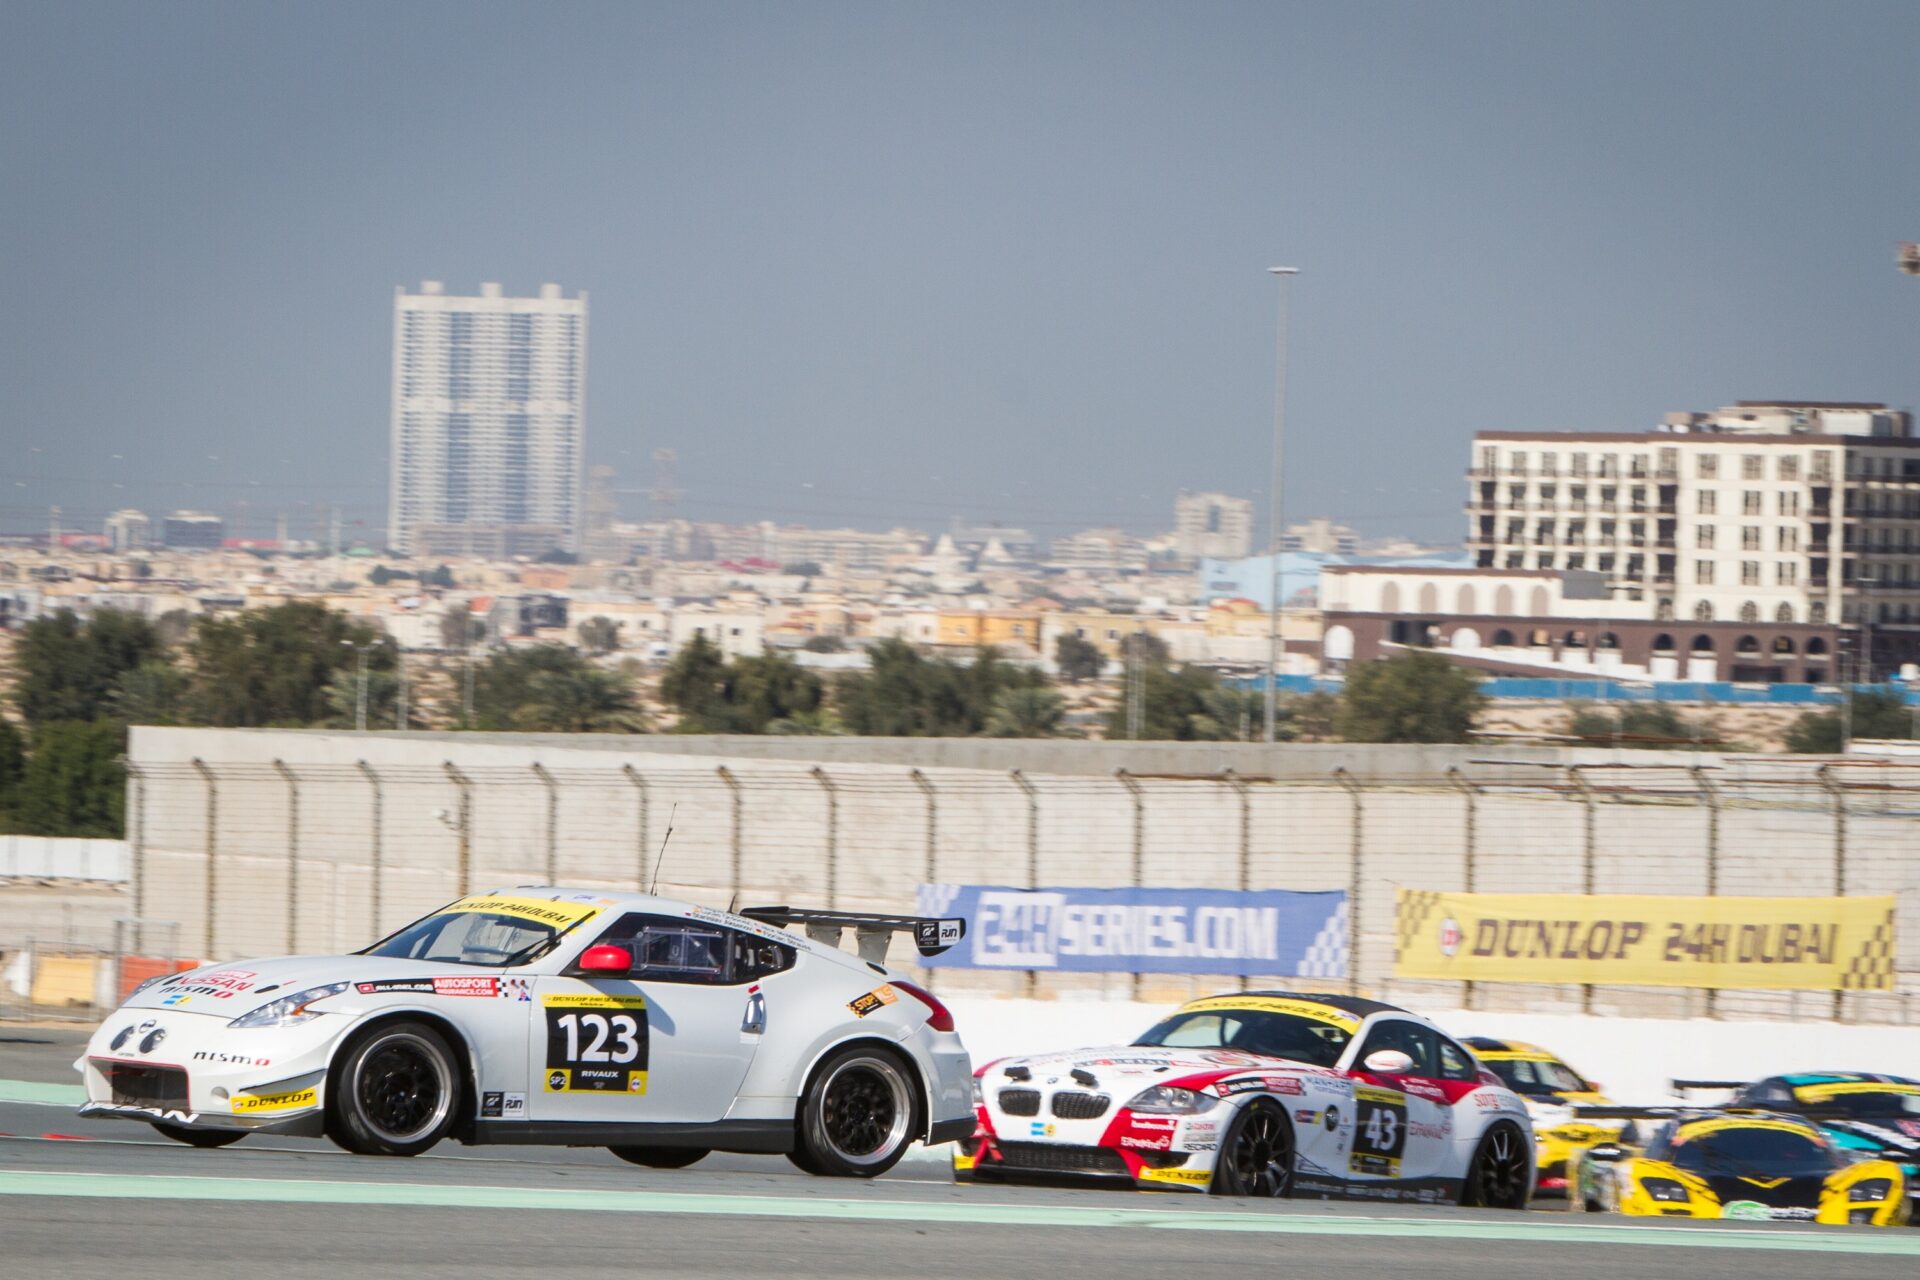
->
[1468,402,1920,634]
[104,509,152,553]
[387,281,588,557]
[1173,491,1253,560]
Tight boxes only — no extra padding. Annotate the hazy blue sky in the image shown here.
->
[6,2,1920,545]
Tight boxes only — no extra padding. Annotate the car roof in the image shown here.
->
[1775,1071,1920,1088]
[1461,1036,1553,1058]
[1234,990,1411,1019]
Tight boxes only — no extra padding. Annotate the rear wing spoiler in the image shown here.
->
[739,906,965,965]
[1671,1079,1748,1094]
[1573,1102,1853,1124]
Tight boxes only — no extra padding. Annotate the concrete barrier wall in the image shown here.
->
[0,837,130,883]
[124,727,1920,1024]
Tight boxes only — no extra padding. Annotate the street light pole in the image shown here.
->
[1264,266,1300,743]
[355,645,370,733]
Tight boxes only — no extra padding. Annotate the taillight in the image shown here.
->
[892,980,954,1032]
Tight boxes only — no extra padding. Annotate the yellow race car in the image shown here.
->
[1570,1110,1910,1227]
[1462,1037,1621,1195]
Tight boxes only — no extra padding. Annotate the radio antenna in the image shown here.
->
[647,804,677,896]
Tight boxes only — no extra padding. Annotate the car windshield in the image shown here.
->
[1135,1009,1351,1068]
[360,910,561,968]
[1487,1057,1590,1096]
[1793,1088,1920,1118]
[1670,1127,1833,1178]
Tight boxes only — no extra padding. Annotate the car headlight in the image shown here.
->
[228,983,351,1029]
[972,1076,984,1106]
[1849,1179,1894,1203]
[1127,1085,1218,1115]
[1641,1176,1691,1203]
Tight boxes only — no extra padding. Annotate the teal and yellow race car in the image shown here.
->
[1570,1109,1910,1227]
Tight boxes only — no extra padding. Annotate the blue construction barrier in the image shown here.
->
[1229,673,1919,705]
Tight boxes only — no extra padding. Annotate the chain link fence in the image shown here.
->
[114,746,1920,1023]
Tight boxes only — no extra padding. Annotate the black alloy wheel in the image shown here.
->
[1461,1122,1531,1209]
[795,1045,919,1178]
[150,1121,246,1149]
[1210,1100,1295,1197]
[610,1146,710,1169]
[328,1021,459,1157]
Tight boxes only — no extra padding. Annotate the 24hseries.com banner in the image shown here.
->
[1394,889,1897,991]
[915,884,1348,977]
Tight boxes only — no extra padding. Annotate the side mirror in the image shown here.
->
[1585,1142,1627,1164]
[578,944,633,975]
[1586,1080,1603,1093]
[1363,1049,1415,1075]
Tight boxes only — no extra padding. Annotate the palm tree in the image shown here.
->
[983,685,1065,738]
[514,667,649,733]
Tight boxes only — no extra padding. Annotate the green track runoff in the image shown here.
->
[0,1171,1914,1257]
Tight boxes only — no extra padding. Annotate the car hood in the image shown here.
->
[988,1043,1335,1087]
[121,955,484,1018]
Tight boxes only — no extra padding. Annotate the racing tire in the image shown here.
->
[1209,1099,1295,1198]
[1459,1122,1531,1210]
[150,1122,246,1149]
[784,1147,826,1175]
[609,1146,710,1169]
[327,1020,461,1157]
[793,1044,921,1178]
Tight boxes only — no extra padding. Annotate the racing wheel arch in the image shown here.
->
[325,1007,483,1141]
[792,1033,932,1142]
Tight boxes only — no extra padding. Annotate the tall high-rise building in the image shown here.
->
[1173,491,1253,560]
[387,281,588,557]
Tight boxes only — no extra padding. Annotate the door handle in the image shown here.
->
[741,990,766,1035]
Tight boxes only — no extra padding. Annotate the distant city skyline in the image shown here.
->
[9,5,1920,547]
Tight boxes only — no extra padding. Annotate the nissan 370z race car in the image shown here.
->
[955,992,1534,1206]
[78,890,974,1176]
[1570,1111,1911,1227]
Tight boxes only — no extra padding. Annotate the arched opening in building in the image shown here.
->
[1563,629,1588,649]
[1322,624,1354,662]
[1380,583,1401,614]
[1529,586,1550,614]
[1494,585,1515,615]
[1491,629,1517,647]
[1810,601,1828,624]
[1775,602,1795,623]
[1739,601,1759,623]
[1597,631,1621,650]
[1450,626,1482,650]
[1456,585,1477,614]
[1772,636,1797,656]
[1652,633,1676,654]
[1736,635,1761,655]
[1693,600,1715,622]
[1417,583,1439,613]
[1691,634,1716,652]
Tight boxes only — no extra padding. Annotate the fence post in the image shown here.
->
[1226,770,1252,992]
[1690,765,1720,1019]
[1333,767,1362,996]
[125,762,146,953]
[621,764,650,890]
[444,761,473,896]
[1011,769,1039,998]
[1568,765,1597,1014]
[1819,764,1848,1021]
[357,760,383,939]
[911,770,937,886]
[191,758,218,961]
[272,759,300,954]
[532,762,559,883]
[812,766,839,909]
[1447,766,1478,1011]
[717,766,742,903]
[1117,770,1145,999]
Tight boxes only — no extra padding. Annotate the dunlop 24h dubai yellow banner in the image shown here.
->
[1394,890,1897,991]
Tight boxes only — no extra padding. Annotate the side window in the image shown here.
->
[1435,1036,1478,1082]
[586,914,794,986]
[1357,1020,1438,1076]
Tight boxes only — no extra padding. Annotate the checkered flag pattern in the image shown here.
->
[1841,909,1897,992]
[1297,898,1350,980]
[1395,889,1442,966]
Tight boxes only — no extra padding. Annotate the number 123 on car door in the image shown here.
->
[544,993,649,1093]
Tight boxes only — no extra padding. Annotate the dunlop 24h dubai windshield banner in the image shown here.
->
[914,884,1349,978]
[1394,889,1897,991]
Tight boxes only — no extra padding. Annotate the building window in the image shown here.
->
[1778,491,1800,516]
[1695,560,1716,585]
[1779,456,1800,481]
[1742,491,1762,515]
[1740,601,1760,623]
[1696,525,1716,549]
[1741,561,1761,585]
[1698,455,1719,479]
[1570,452,1589,476]
[1742,455,1763,480]
[1598,454,1618,478]
[1694,600,1715,621]
[1567,554,1585,570]
[1599,554,1616,573]
[1811,452,1832,481]
[1479,446,1497,472]
[1778,562,1798,586]
[1698,491,1717,515]
[1778,527,1799,553]
[1539,453,1558,476]
[1504,553,1524,569]
[1741,527,1761,551]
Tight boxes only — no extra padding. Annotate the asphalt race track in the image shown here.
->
[3,1027,1918,1280]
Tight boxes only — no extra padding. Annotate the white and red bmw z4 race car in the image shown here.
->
[956,991,1533,1206]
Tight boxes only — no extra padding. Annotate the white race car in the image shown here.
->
[79,889,974,1176]
[956,991,1534,1205]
